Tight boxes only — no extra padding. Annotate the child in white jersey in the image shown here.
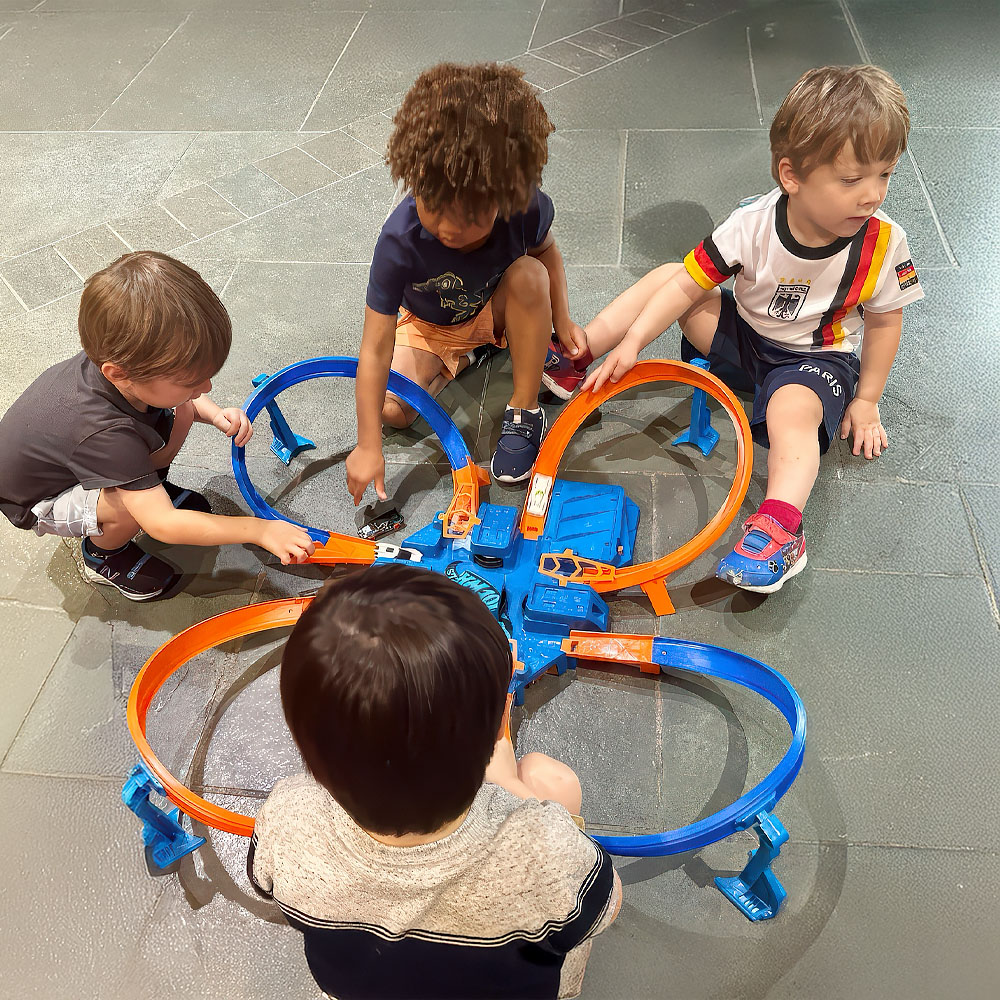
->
[580,65,923,593]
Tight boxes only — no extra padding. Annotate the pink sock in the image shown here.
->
[758,499,802,534]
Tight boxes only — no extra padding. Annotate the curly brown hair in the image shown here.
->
[387,62,554,221]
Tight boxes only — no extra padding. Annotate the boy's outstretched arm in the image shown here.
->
[191,394,253,447]
[119,485,315,564]
[528,234,588,357]
[345,306,397,505]
[840,307,902,460]
[582,266,709,391]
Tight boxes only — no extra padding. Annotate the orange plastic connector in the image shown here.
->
[538,550,618,588]
[440,460,491,539]
[561,630,660,675]
[127,598,316,836]
[305,531,378,566]
[520,361,752,610]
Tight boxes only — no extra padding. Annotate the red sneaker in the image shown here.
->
[541,341,592,401]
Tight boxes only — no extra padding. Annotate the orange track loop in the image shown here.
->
[521,361,753,605]
[127,598,316,836]
[440,460,491,539]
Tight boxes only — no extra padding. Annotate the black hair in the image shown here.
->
[280,564,512,835]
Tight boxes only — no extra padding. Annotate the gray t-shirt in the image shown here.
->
[249,774,619,1000]
[0,351,173,529]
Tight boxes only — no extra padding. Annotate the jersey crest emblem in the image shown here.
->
[768,282,810,321]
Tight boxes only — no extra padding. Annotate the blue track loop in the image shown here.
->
[589,637,806,857]
[232,356,475,542]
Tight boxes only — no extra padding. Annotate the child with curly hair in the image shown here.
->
[345,62,591,493]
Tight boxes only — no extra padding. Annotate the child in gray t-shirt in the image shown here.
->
[250,564,621,1000]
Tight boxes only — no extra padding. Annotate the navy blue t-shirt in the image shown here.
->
[365,190,554,325]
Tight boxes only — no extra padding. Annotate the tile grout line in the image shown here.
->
[105,223,134,251]
[88,12,192,131]
[296,144,342,177]
[615,129,628,267]
[53,246,84,282]
[527,9,671,58]
[543,10,737,97]
[299,10,367,132]
[957,487,1000,628]
[155,130,201,202]
[251,162,300,199]
[528,51,582,77]
[0,272,29,312]
[526,0,546,52]
[29,0,47,10]
[159,202,195,234]
[838,0,959,268]
[745,26,764,126]
[0,24,15,44]
[205,183,250,219]
[217,262,240,299]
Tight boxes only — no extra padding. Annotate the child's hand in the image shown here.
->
[258,520,316,565]
[581,340,639,392]
[345,445,387,505]
[554,321,589,360]
[213,407,253,447]
[839,398,887,459]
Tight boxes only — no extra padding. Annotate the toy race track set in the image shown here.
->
[122,356,806,922]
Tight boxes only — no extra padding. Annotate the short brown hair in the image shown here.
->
[386,61,554,221]
[770,65,910,189]
[79,251,231,382]
[280,564,512,836]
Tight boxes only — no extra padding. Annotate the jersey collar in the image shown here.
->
[775,193,855,260]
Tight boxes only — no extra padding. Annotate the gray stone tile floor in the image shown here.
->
[1,1,997,997]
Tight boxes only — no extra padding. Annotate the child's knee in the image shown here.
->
[766,383,824,427]
[503,255,550,307]
[381,396,416,429]
[518,752,583,814]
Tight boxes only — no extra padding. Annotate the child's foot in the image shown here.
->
[163,481,212,514]
[81,538,180,601]
[541,340,592,401]
[715,513,807,593]
[490,406,546,484]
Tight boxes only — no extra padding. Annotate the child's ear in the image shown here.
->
[100,361,129,384]
[777,156,801,195]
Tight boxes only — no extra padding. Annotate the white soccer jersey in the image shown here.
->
[684,188,924,353]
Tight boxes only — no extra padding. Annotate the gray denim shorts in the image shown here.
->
[31,484,103,539]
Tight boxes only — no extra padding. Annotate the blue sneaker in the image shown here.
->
[715,513,807,593]
[490,406,546,484]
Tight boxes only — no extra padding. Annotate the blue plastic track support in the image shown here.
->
[251,373,315,465]
[589,637,805,858]
[714,809,788,920]
[122,762,205,869]
[673,357,720,457]
[233,357,474,543]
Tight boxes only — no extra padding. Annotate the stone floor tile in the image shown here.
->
[592,17,674,46]
[0,244,81,309]
[54,223,131,277]
[533,39,610,75]
[162,184,246,239]
[0,518,93,617]
[208,165,294,218]
[568,27,642,60]
[110,204,193,253]
[298,131,383,178]
[255,147,339,197]
[342,112,395,156]
[506,53,580,91]
[527,0,621,51]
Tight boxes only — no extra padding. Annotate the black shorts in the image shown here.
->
[683,288,860,454]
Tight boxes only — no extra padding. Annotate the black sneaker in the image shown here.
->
[465,343,505,370]
[81,539,180,601]
[490,406,546,484]
[163,481,212,514]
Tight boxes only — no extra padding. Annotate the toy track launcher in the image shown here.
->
[124,356,806,924]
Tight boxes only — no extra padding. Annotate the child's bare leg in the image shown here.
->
[382,344,454,428]
[491,255,551,410]
[677,287,723,356]
[94,487,143,549]
[517,752,583,815]
[585,262,690,358]
[150,400,195,470]
[763,384,824,510]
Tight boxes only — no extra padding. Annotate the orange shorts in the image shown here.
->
[395,303,504,378]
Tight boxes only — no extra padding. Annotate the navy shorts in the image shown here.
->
[683,288,860,454]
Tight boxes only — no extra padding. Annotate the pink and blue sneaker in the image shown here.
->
[541,340,593,401]
[715,513,807,593]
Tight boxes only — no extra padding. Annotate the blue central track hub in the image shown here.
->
[386,480,638,698]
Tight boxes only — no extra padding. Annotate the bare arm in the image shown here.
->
[118,484,315,564]
[583,267,709,391]
[529,233,587,357]
[345,307,398,503]
[190,394,253,447]
[839,307,903,459]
